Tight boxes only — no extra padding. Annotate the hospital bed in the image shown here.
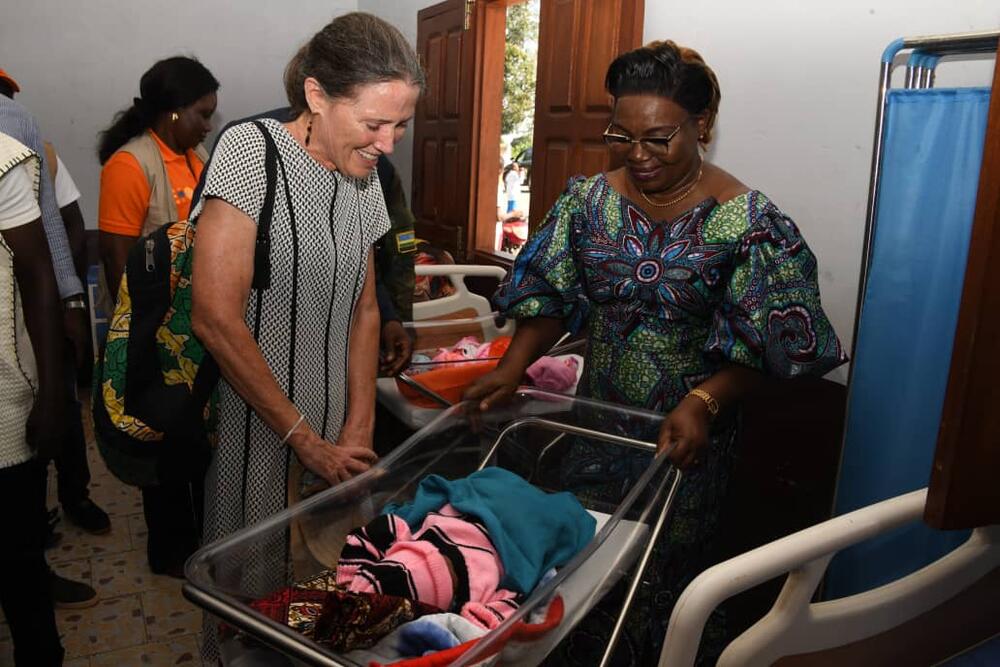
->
[659,488,1000,666]
[183,389,680,666]
[377,264,583,429]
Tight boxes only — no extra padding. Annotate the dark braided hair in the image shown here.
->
[98,56,218,164]
[605,40,721,145]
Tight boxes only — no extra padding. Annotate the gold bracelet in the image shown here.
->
[687,388,719,419]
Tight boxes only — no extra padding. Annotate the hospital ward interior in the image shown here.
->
[1,1,999,665]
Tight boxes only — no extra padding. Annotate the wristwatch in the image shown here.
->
[64,296,87,310]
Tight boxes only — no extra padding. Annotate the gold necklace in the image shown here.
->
[638,166,704,208]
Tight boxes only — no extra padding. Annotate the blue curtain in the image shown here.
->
[827,87,990,598]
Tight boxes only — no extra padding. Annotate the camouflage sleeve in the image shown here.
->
[375,278,399,323]
[375,164,416,322]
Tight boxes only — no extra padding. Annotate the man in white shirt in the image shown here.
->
[45,147,112,536]
[0,131,65,666]
[1,72,110,536]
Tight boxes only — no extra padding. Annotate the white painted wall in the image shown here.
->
[358,0,436,205]
[643,0,998,379]
[2,0,358,228]
[4,0,996,377]
[364,0,997,382]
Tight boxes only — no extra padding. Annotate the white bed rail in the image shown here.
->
[659,488,1000,666]
[412,264,508,321]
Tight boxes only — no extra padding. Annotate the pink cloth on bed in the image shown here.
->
[525,355,579,392]
[336,504,520,630]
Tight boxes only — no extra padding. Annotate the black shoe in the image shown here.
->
[62,498,111,535]
[49,570,97,609]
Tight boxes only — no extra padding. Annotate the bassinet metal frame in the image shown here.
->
[183,413,682,667]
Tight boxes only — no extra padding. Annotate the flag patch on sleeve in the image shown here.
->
[395,230,417,254]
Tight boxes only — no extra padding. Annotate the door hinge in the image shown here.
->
[464,0,475,30]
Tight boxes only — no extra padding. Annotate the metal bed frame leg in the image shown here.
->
[599,470,683,667]
[847,48,896,380]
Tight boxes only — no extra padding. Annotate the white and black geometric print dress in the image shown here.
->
[190,118,389,584]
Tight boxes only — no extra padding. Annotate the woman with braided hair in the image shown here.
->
[466,40,846,664]
[96,55,219,577]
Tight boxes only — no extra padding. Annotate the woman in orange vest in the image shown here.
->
[96,55,218,578]
[98,56,218,296]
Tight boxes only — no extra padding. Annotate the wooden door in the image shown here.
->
[528,0,645,228]
[411,0,478,259]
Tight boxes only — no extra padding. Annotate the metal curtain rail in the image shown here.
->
[848,29,999,379]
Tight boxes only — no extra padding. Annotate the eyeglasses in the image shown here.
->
[602,123,682,155]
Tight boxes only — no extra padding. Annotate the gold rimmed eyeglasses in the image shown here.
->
[602,123,682,155]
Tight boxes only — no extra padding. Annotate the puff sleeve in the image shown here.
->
[494,178,590,334]
[704,195,847,377]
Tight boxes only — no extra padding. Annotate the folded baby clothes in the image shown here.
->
[338,505,521,629]
[345,612,487,664]
[525,355,580,392]
[384,467,596,594]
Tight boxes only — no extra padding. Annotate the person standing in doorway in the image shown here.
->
[504,161,522,213]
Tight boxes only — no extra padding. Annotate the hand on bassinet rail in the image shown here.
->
[462,364,522,412]
[657,394,711,470]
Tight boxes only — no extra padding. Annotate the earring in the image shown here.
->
[304,115,313,147]
[171,112,179,122]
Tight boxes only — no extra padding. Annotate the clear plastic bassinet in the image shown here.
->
[183,389,681,667]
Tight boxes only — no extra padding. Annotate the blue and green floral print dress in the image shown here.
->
[496,173,847,665]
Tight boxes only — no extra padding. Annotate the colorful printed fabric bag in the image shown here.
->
[93,121,279,486]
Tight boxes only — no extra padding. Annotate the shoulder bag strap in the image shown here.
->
[250,120,278,291]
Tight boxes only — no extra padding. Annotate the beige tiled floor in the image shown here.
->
[0,400,206,666]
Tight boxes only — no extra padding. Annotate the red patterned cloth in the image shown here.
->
[246,570,443,652]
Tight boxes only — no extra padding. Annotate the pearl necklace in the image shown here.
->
[638,165,704,208]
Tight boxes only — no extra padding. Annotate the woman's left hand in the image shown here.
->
[657,395,712,470]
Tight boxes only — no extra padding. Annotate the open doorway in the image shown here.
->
[410,0,644,264]
[495,0,540,258]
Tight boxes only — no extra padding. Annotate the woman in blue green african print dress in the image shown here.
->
[466,40,846,666]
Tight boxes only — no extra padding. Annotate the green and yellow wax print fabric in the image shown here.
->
[101,220,216,441]
[496,173,846,412]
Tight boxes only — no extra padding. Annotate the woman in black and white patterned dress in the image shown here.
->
[189,12,423,603]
